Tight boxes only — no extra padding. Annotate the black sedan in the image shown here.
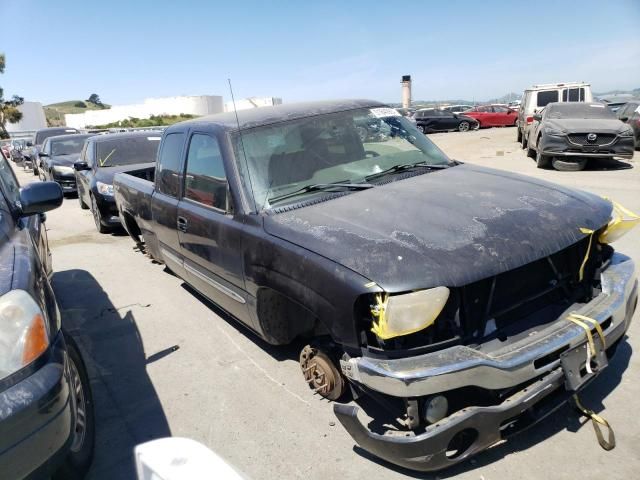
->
[74,131,161,233]
[414,108,479,133]
[526,102,635,171]
[0,151,94,478]
[39,133,95,192]
[616,100,640,149]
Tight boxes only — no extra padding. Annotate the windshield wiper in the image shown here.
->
[268,181,374,205]
[365,161,450,181]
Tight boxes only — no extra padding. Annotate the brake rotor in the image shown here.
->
[300,345,345,401]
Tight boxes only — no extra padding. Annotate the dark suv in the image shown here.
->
[617,100,640,149]
[0,150,95,478]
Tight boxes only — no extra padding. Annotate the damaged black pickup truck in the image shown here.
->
[113,100,638,472]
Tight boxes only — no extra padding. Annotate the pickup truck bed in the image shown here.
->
[114,166,156,245]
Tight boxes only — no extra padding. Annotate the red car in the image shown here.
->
[461,105,518,127]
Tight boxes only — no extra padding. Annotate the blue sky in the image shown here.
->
[1,0,639,106]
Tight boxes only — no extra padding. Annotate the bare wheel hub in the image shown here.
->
[300,345,345,400]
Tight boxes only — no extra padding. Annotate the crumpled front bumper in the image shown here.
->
[335,254,637,472]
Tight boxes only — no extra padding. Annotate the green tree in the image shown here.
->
[0,54,24,139]
[86,93,103,107]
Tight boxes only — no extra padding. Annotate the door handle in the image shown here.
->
[177,216,188,233]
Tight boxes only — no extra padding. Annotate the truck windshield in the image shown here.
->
[232,107,451,210]
[96,135,161,167]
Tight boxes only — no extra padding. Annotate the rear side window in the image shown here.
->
[562,88,585,102]
[0,153,20,206]
[184,134,230,211]
[157,133,185,197]
[537,90,559,107]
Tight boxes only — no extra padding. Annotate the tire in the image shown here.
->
[419,125,427,134]
[521,131,528,149]
[458,121,470,132]
[32,165,39,176]
[52,334,95,480]
[527,146,536,159]
[78,192,89,210]
[552,157,588,171]
[91,195,109,233]
[517,128,522,143]
[536,150,551,168]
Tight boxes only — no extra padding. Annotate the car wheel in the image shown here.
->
[32,165,39,176]
[552,157,588,171]
[78,192,89,210]
[527,146,536,159]
[91,195,109,234]
[521,132,528,150]
[52,334,95,480]
[418,125,427,134]
[536,150,550,168]
[458,121,470,132]
[517,128,522,143]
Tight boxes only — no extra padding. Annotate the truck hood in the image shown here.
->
[545,118,627,134]
[95,162,155,185]
[263,164,612,291]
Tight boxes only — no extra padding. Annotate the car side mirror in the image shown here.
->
[619,116,628,122]
[26,141,33,147]
[39,151,49,157]
[74,161,90,171]
[19,182,63,216]
[533,114,542,121]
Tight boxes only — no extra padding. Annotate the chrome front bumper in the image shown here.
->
[341,253,637,398]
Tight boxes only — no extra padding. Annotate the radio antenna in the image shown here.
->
[228,78,257,212]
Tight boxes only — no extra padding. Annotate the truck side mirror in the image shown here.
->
[19,182,63,216]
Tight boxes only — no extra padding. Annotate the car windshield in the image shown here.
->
[547,103,616,120]
[35,129,79,145]
[232,106,451,209]
[51,136,92,156]
[96,135,161,167]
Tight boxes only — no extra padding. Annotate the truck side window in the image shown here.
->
[157,133,185,197]
[184,133,230,211]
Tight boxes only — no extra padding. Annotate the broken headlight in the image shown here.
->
[371,287,450,340]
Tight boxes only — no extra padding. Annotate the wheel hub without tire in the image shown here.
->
[300,345,345,400]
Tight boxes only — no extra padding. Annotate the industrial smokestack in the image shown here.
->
[401,75,412,109]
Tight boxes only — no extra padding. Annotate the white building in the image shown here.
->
[65,95,224,128]
[6,101,47,133]
[224,96,282,112]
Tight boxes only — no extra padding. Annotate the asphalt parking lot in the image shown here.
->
[12,126,640,480]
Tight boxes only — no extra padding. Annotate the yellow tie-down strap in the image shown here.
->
[599,199,640,244]
[578,199,639,281]
[566,313,615,451]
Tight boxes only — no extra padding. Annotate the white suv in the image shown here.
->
[517,82,592,149]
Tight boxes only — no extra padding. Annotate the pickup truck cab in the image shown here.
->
[114,100,637,472]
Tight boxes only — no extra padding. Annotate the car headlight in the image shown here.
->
[97,181,114,196]
[371,287,450,340]
[619,128,634,137]
[544,128,565,136]
[0,290,50,381]
[52,165,75,175]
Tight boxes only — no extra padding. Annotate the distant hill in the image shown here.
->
[44,100,111,126]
